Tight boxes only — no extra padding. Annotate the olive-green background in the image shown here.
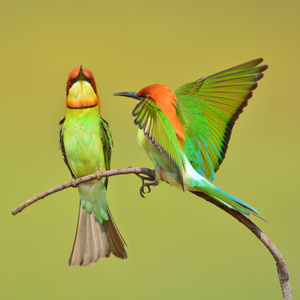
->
[1,1,299,299]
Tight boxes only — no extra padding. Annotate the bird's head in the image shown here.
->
[66,66,100,109]
[114,84,176,108]
[114,84,185,145]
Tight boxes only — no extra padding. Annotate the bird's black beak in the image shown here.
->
[113,91,144,101]
[77,65,88,82]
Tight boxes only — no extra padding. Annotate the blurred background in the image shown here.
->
[1,1,299,299]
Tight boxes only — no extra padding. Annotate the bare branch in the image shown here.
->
[11,167,292,299]
[192,191,292,300]
[11,167,155,216]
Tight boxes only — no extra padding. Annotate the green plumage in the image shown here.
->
[115,58,267,218]
[176,58,268,182]
[60,106,111,223]
[133,99,185,189]
[60,69,127,265]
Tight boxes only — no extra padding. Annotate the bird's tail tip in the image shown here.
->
[68,205,127,266]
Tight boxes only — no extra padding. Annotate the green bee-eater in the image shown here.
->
[60,66,127,266]
[114,58,267,218]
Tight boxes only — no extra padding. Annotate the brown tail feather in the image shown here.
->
[103,208,127,259]
[69,205,127,266]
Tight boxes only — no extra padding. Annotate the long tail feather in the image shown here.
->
[185,156,261,218]
[193,181,261,218]
[69,205,127,266]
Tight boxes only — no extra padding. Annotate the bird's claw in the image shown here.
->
[140,184,151,198]
[135,172,157,198]
[139,180,159,198]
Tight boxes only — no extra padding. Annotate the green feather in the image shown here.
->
[100,119,113,188]
[60,106,113,222]
[176,58,268,182]
[132,98,185,189]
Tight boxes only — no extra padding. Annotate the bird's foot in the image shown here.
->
[139,180,159,198]
[71,178,78,188]
[135,173,158,198]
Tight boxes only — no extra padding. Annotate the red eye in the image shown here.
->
[144,94,149,99]
[88,78,93,84]
[70,80,74,85]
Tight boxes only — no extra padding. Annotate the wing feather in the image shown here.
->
[133,99,185,189]
[176,58,267,181]
[99,118,113,188]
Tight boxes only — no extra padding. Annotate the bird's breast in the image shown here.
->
[63,111,104,177]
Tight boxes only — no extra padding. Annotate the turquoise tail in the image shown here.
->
[191,178,261,218]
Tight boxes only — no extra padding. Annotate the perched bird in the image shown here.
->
[60,66,127,266]
[114,58,267,218]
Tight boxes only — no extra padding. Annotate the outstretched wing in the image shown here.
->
[175,58,268,182]
[133,98,185,189]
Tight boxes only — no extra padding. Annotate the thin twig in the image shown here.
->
[11,168,292,299]
[192,191,292,300]
[11,167,155,216]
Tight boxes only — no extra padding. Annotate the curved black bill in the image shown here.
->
[113,91,143,101]
[77,65,88,82]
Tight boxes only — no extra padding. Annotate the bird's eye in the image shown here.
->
[70,79,75,85]
[88,78,93,84]
[144,94,149,99]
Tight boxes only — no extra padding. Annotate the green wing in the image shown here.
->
[175,58,268,182]
[59,119,76,178]
[99,118,113,188]
[133,98,185,189]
